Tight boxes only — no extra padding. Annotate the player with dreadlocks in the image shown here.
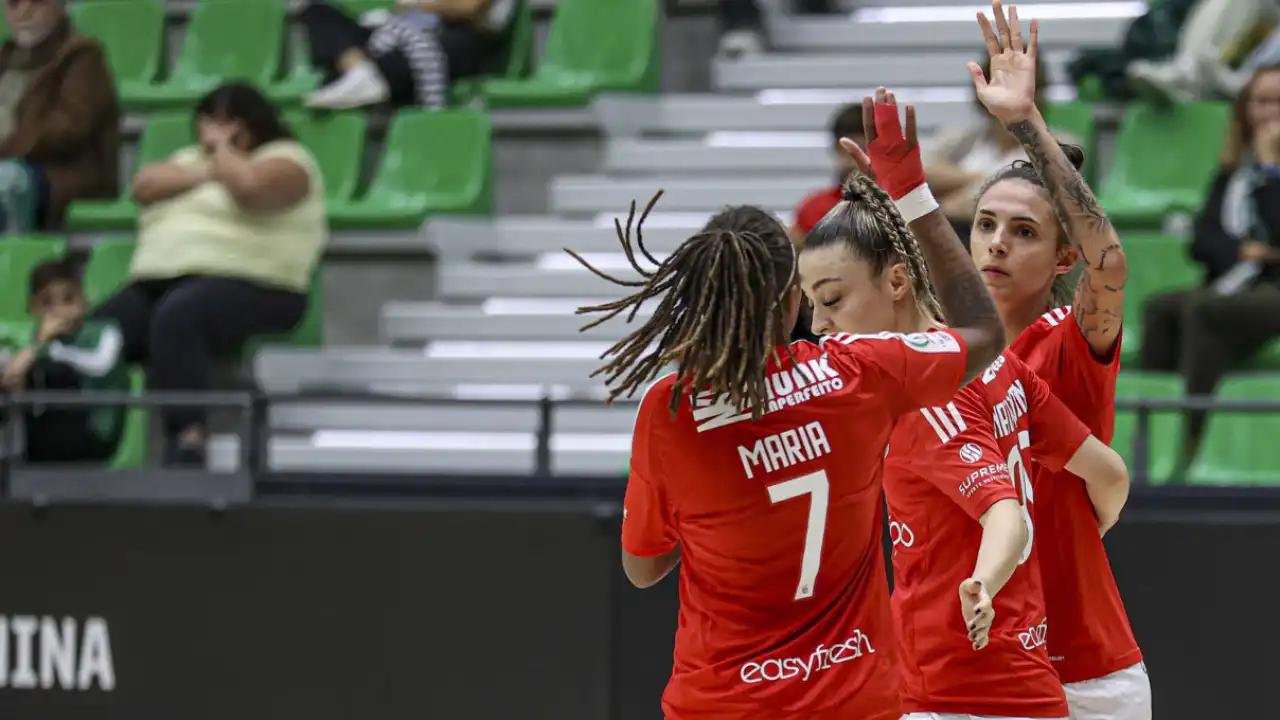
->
[566,91,1005,720]
[799,87,1130,720]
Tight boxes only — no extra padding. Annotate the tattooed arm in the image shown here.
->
[1007,112,1127,356]
[909,209,1007,383]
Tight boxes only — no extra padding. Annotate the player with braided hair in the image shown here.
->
[962,6,1146,718]
[567,132,1005,717]
[799,86,1129,720]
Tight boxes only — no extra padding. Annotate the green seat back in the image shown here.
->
[331,0,395,13]
[173,2,284,89]
[1042,101,1096,183]
[498,0,535,79]
[0,237,67,321]
[1188,375,1280,485]
[1098,102,1230,224]
[370,109,491,211]
[287,112,366,202]
[84,239,136,305]
[1112,372,1184,484]
[139,114,197,165]
[109,367,149,469]
[70,0,164,86]
[541,0,658,87]
[1119,234,1200,329]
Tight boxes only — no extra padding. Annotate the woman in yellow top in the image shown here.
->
[93,82,327,467]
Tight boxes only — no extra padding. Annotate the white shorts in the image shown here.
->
[901,707,1070,712]
[903,714,1065,720]
[1064,662,1152,720]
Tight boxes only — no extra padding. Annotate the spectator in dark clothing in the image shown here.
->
[0,259,127,463]
[1139,65,1280,467]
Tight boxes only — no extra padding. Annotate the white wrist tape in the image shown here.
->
[893,184,939,223]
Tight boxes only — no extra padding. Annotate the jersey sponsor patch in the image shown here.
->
[901,332,962,354]
[958,442,984,463]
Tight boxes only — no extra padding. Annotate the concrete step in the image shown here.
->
[551,174,822,213]
[383,300,652,342]
[605,136,832,173]
[713,50,1070,90]
[438,262,645,299]
[270,394,637,434]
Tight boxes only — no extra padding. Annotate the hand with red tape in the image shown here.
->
[837,87,925,201]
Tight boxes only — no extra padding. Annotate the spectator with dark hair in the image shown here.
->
[0,0,119,232]
[300,0,517,110]
[1140,64,1280,472]
[0,259,126,463]
[93,82,326,467]
[791,103,865,243]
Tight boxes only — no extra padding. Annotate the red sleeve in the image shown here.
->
[622,381,677,557]
[1015,309,1122,441]
[1023,366,1093,473]
[821,329,969,415]
[794,189,840,235]
[909,387,1016,521]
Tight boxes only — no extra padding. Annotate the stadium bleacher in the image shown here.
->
[1,0,1279,483]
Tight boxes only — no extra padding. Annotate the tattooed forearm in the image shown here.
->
[1072,270,1122,346]
[908,210,1006,380]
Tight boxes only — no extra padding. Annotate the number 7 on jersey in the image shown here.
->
[767,470,830,600]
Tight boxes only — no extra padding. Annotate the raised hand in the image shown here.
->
[969,1,1038,125]
[838,87,924,201]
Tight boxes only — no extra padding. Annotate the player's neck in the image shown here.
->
[996,295,1049,342]
[902,304,937,334]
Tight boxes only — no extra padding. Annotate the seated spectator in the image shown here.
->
[0,259,126,463]
[1127,0,1279,101]
[924,57,1060,249]
[791,103,864,243]
[1139,65,1280,471]
[718,0,833,59]
[0,0,119,232]
[300,0,517,110]
[94,82,326,468]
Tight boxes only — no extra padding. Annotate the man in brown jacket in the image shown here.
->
[0,0,119,231]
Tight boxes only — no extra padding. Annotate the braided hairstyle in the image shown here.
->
[566,193,798,419]
[975,142,1088,308]
[805,173,944,323]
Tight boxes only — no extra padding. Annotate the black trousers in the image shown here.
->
[92,276,307,435]
[1139,284,1280,447]
[22,360,117,464]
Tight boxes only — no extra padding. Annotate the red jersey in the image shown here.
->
[793,186,843,237]
[623,331,969,720]
[1011,306,1142,684]
[885,349,1090,718]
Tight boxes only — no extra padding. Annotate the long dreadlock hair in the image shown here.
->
[565,193,798,419]
[976,142,1089,308]
[804,173,944,323]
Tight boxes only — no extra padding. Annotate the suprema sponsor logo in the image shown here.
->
[739,631,875,684]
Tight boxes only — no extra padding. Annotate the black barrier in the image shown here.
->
[0,498,1277,720]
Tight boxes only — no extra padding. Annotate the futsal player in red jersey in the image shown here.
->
[565,127,1006,717]
[964,5,1149,718]
[799,89,1129,720]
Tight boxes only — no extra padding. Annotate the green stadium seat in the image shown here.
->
[1097,102,1230,226]
[268,35,323,105]
[451,0,536,105]
[68,114,196,231]
[69,0,164,109]
[331,0,395,13]
[0,237,67,321]
[1187,374,1280,485]
[328,109,492,228]
[1042,101,1096,184]
[127,1,286,109]
[286,112,367,202]
[83,239,137,305]
[484,0,659,107]
[0,319,31,349]
[247,263,325,350]
[1116,234,1201,364]
[109,367,150,469]
[1112,372,1184,484]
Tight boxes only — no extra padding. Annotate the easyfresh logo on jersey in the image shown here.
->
[991,380,1029,440]
[1019,618,1048,651]
[957,463,1008,499]
[693,357,843,432]
[738,631,876,685]
[981,354,1007,384]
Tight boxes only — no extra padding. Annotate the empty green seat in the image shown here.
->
[286,112,367,202]
[128,1,285,109]
[329,109,492,228]
[1187,375,1280,485]
[1112,372,1184,484]
[1042,101,1096,184]
[1097,102,1230,226]
[484,0,659,107]
[0,237,67,321]
[1116,234,1201,363]
[69,0,164,109]
[83,239,137,305]
[68,114,196,230]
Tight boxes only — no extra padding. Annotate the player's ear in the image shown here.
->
[886,262,911,302]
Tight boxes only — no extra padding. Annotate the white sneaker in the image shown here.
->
[718,29,764,60]
[307,60,390,109]
[1127,59,1199,103]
